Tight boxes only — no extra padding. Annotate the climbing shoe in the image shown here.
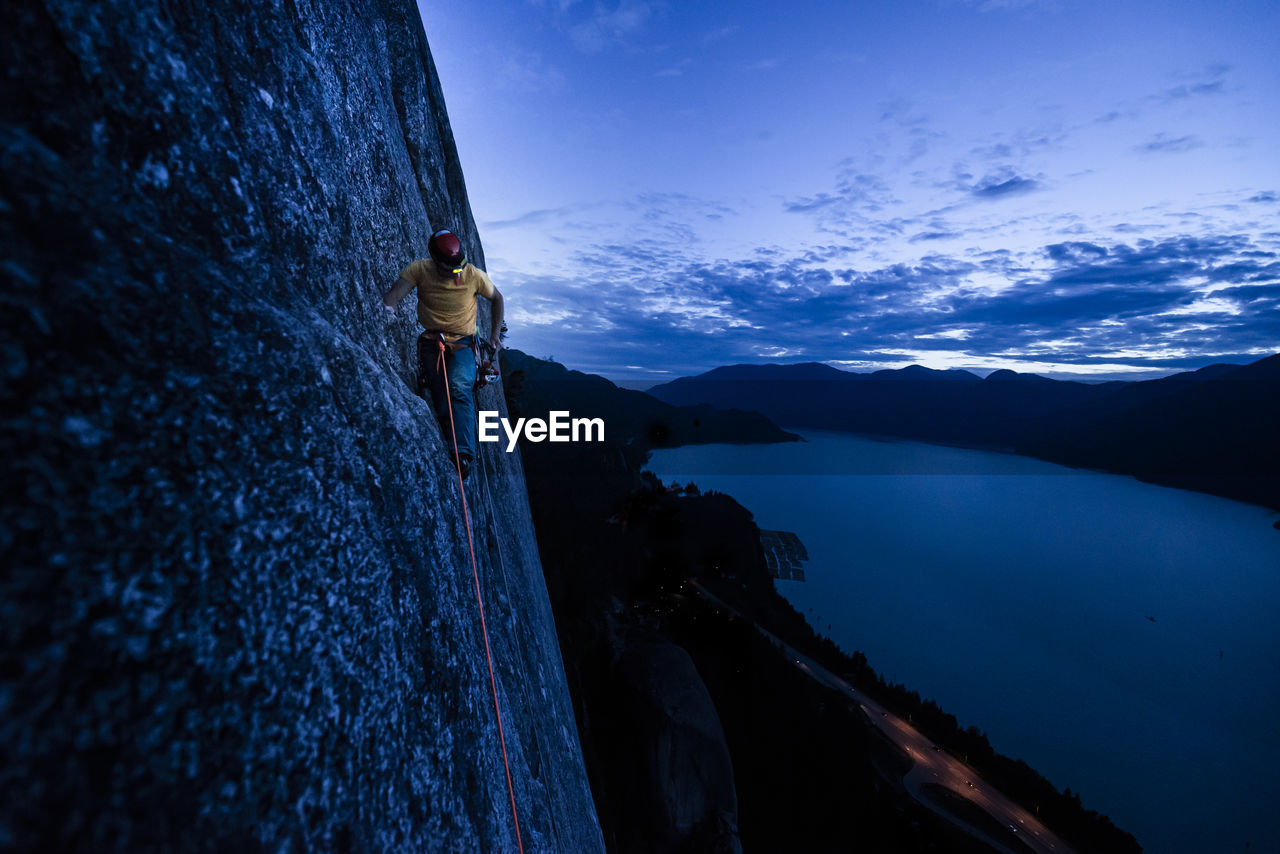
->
[457,454,473,481]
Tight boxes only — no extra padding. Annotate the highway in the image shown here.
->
[689,581,1077,854]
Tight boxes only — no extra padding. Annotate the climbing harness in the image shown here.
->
[436,338,525,854]
[423,333,499,393]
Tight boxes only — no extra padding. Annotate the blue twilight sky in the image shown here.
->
[415,0,1279,384]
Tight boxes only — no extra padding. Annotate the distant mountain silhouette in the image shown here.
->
[1019,354,1280,507]
[651,361,1091,447]
[649,353,1280,509]
[500,350,798,452]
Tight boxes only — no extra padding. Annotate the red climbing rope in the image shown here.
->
[436,338,525,854]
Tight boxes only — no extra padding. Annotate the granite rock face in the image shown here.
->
[0,2,603,850]
[614,643,741,854]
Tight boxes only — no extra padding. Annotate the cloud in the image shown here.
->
[968,127,1066,162]
[1137,134,1203,154]
[1091,65,1230,125]
[485,207,572,230]
[947,235,1274,338]
[491,51,568,93]
[625,191,739,232]
[969,170,1042,199]
[1162,80,1225,99]
[1153,65,1231,105]
[526,0,586,10]
[702,25,738,43]
[972,176,1040,199]
[497,223,1279,380]
[877,98,930,127]
[656,58,692,78]
[1248,191,1277,204]
[1044,242,1109,264]
[483,201,613,230]
[566,0,656,52]
[781,169,900,239]
[967,0,1055,10]
[783,194,843,214]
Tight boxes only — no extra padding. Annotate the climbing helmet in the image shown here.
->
[428,229,466,274]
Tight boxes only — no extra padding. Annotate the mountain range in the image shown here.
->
[501,349,798,453]
[649,353,1280,510]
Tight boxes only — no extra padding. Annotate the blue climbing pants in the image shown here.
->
[418,333,478,461]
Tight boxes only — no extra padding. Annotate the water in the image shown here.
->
[647,431,1280,854]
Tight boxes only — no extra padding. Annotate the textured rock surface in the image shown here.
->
[614,643,740,854]
[0,2,603,850]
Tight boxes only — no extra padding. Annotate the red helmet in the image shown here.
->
[428,229,466,273]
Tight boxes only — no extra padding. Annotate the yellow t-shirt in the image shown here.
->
[398,260,496,341]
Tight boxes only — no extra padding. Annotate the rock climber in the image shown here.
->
[383,228,505,480]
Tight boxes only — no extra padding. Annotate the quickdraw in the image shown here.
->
[474,339,501,393]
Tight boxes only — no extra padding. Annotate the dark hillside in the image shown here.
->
[1019,354,1280,507]
[505,356,1141,854]
[651,362,1095,447]
[501,349,798,453]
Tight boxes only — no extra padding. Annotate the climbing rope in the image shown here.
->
[436,337,525,854]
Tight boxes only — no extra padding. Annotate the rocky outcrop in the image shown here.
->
[0,2,602,850]
[613,643,740,854]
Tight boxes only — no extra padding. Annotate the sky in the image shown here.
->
[416,0,1280,385]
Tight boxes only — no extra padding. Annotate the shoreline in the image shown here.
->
[776,425,1280,515]
[692,581,1078,854]
[648,432,1280,854]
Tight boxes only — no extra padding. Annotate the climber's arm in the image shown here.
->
[488,287,505,351]
[383,276,414,309]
